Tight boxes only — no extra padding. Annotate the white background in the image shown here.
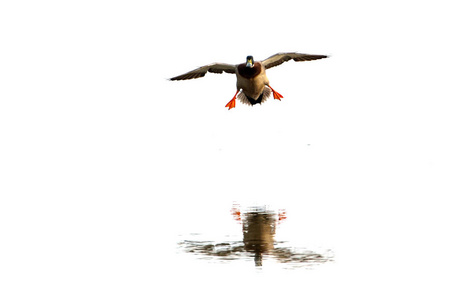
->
[1,0,450,299]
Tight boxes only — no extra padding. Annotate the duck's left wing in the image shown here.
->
[170,63,236,81]
[262,52,328,70]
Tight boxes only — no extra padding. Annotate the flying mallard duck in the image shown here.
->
[169,52,328,109]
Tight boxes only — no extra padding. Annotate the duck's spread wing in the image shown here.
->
[262,52,328,70]
[169,63,236,80]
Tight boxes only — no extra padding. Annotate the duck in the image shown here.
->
[169,52,328,109]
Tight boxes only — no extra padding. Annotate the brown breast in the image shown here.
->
[237,62,262,79]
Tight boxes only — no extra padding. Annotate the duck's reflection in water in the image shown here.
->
[178,205,333,268]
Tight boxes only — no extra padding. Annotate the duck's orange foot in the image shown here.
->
[272,90,283,100]
[231,209,241,221]
[225,99,235,110]
[268,85,284,101]
[225,90,240,110]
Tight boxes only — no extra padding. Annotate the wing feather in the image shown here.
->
[262,52,328,69]
[169,63,236,81]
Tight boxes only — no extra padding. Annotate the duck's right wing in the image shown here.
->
[169,63,236,81]
[262,52,328,70]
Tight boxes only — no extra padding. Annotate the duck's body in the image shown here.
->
[170,52,327,109]
[236,61,271,105]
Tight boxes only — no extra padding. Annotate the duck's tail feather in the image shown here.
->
[237,87,272,106]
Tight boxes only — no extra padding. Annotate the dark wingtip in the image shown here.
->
[313,54,329,60]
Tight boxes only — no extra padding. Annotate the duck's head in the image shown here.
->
[246,55,254,68]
